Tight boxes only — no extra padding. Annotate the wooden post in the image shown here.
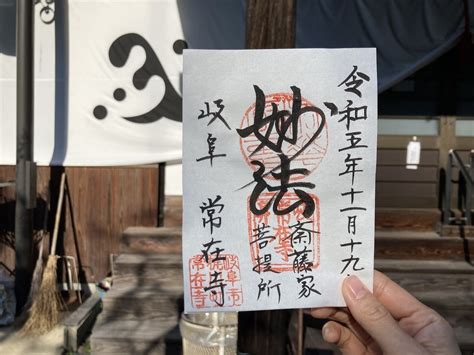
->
[443,151,453,224]
[238,1,296,354]
[438,116,457,171]
[439,116,457,213]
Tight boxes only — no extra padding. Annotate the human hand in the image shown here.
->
[310,271,460,355]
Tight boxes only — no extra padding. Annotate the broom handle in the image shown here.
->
[50,173,66,256]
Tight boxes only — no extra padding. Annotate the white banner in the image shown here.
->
[1,0,189,166]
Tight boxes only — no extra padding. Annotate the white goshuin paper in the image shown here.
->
[183,49,377,312]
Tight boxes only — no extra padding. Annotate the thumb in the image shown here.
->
[342,275,425,354]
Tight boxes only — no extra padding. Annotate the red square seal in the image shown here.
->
[189,253,243,309]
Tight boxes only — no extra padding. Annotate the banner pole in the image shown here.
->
[15,0,37,313]
[157,162,166,227]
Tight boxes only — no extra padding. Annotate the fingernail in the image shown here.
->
[322,323,334,341]
[346,275,368,300]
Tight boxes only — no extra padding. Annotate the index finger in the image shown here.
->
[373,270,429,320]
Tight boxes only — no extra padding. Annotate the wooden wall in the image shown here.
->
[376,116,474,209]
[0,166,159,282]
[376,149,439,208]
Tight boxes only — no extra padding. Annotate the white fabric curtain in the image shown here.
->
[0,0,245,166]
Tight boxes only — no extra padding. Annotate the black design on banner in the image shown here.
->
[173,39,187,55]
[114,88,126,101]
[93,33,187,123]
[35,0,55,24]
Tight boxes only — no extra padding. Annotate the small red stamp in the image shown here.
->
[247,192,320,273]
[239,91,328,181]
[189,253,243,309]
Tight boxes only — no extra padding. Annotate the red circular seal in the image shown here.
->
[239,91,328,181]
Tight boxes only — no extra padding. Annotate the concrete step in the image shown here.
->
[92,253,184,354]
[438,224,474,238]
[387,273,474,309]
[91,319,181,355]
[375,208,440,232]
[114,254,183,286]
[380,262,474,310]
[375,259,474,274]
[121,227,182,254]
[101,283,183,321]
[106,278,183,296]
[375,231,474,260]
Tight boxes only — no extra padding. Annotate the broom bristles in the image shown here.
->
[21,256,64,335]
[24,231,46,311]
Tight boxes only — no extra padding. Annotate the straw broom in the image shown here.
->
[21,173,66,335]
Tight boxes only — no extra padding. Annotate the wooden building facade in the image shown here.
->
[0,166,159,282]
